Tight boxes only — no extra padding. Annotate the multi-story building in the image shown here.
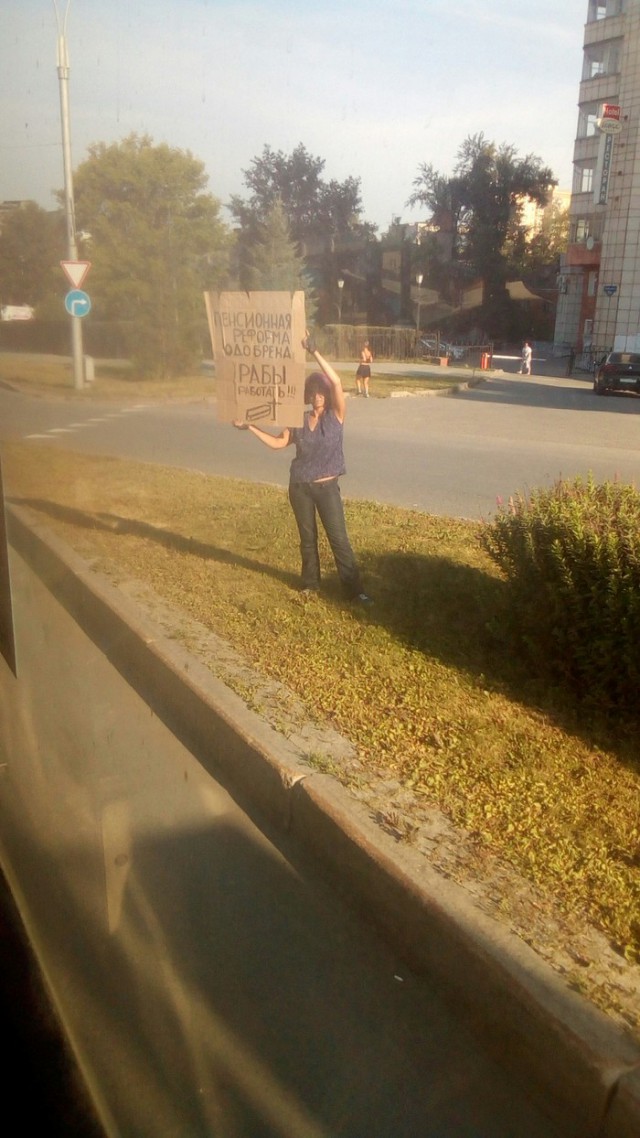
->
[554,0,640,355]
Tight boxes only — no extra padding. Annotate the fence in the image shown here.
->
[319,324,417,360]
[0,318,492,370]
[575,347,611,376]
[319,324,492,365]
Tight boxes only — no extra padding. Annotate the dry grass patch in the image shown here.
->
[0,352,457,401]
[0,353,213,402]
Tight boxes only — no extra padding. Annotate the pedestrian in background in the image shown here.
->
[519,341,532,376]
[355,340,374,397]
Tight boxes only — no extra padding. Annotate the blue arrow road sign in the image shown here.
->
[64,288,91,317]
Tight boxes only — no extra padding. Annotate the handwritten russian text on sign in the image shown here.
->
[204,291,306,426]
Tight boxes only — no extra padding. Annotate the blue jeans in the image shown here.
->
[288,478,362,596]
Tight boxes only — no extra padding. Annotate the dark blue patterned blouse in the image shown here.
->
[288,410,346,483]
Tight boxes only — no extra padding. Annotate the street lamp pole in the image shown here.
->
[415,272,423,342]
[53,0,84,389]
[337,277,344,323]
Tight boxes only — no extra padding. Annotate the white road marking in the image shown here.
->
[21,404,148,442]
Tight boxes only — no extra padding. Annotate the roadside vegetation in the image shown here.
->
[0,353,211,402]
[0,354,456,400]
[4,441,639,1008]
[482,477,640,717]
[0,133,567,377]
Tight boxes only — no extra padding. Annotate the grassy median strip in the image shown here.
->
[4,442,639,998]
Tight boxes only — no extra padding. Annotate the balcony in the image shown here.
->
[572,136,602,164]
[565,241,601,267]
[584,14,624,46]
[579,74,620,104]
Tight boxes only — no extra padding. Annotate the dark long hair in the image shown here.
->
[304,371,333,408]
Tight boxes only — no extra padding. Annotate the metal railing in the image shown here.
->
[320,324,492,364]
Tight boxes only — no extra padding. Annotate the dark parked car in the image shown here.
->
[594,351,640,395]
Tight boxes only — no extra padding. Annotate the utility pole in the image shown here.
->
[54,0,84,389]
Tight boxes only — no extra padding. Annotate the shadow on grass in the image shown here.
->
[329,547,639,765]
[355,548,547,714]
[11,497,300,591]
[12,495,637,765]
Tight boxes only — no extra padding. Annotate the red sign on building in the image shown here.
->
[598,104,622,133]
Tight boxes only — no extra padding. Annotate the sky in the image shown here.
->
[1,0,587,232]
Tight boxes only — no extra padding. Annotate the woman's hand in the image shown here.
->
[232,419,249,430]
[302,330,316,353]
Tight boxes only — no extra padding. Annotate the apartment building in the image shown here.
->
[554,0,640,354]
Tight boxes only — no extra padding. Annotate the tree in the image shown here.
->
[72,134,231,376]
[230,143,374,243]
[244,200,317,316]
[230,144,325,238]
[457,134,556,310]
[508,197,569,277]
[407,165,469,305]
[408,134,556,334]
[0,203,65,312]
[229,144,375,301]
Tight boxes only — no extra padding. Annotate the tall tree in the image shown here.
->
[507,198,569,277]
[230,144,326,238]
[456,134,556,311]
[0,203,65,311]
[407,165,469,304]
[72,134,231,376]
[408,134,556,332]
[229,143,375,292]
[245,199,316,313]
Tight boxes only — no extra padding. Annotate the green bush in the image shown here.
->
[480,476,640,717]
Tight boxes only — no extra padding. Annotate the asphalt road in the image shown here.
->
[1,369,639,519]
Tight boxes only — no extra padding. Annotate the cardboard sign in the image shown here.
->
[204,290,306,426]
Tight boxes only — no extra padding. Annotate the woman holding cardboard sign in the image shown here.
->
[233,334,372,605]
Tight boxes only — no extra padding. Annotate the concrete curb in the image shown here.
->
[7,503,640,1138]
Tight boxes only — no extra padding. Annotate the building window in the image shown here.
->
[608,45,621,73]
[588,272,598,297]
[590,1,623,20]
[584,48,605,79]
[583,41,622,78]
[573,219,590,243]
[578,108,599,138]
[573,165,596,194]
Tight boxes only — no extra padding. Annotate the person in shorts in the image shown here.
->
[355,340,373,397]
